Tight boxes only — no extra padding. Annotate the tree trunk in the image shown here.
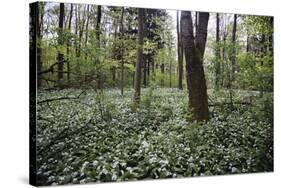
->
[120,7,125,95]
[134,8,145,105]
[259,34,266,97]
[228,14,237,109]
[84,5,90,62]
[35,2,43,88]
[181,11,209,121]
[96,5,102,89]
[111,9,119,88]
[143,10,147,88]
[143,54,147,87]
[177,11,183,90]
[160,63,165,87]
[269,17,273,55]
[66,4,73,85]
[75,5,80,77]
[215,13,221,89]
[57,3,65,88]
[231,14,237,74]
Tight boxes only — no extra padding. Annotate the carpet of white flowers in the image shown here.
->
[36,88,273,185]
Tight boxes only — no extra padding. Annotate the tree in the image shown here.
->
[119,7,125,95]
[66,4,73,85]
[95,5,102,89]
[134,8,145,105]
[231,14,237,74]
[228,14,237,108]
[57,3,65,88]
[181,11,209,121]
[215,13,221,89]
[35,2,43,88]
[177,11,183,90]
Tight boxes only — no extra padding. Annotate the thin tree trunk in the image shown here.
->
[36,3,42,88]
[169,52,172,88]
[111,11,119,88]
[143,10,147,88]
[75,5,80,77]
[84,5,90,62]
[120,7,125,95]
[160,63,165,87]
[259,34,266,97]
[134,8,145,105]
[195,12,198,34]
[269,17,273,55]
[229,14,237,109]
[177,11,183,90]
[57,3,65,88]
[96,5,102,89]
[181,11,209,121]
[66,4,73,85]
[143,54,147,87]
[215,13,221,89]
[231,14,237,74]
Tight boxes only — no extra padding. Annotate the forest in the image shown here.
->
[30,2,273,186]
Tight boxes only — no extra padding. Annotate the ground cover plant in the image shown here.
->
[36,88,273,185]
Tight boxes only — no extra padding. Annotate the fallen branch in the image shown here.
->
[37,91,86,104]
[38,62,58,75]
[209,102,251,107]
[38,60,66,75]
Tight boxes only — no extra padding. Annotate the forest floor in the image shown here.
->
[36,88,273,185]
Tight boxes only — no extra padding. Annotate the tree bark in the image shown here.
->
[143,10,148,88]
[57,3,65,88]
[143,54,147,87]
[177,11,183,90]
[84,5,90,62]
[268,17,273,55]
[134,8,145,105]
[215,13,221,89]
[181,11,209,121]
[75,5,80,77]
[120,7,125,95]
[231,14,237,74]
[95,5,102,89]
[66,4,73,85]
[160,63,165,87]
[35,3,43,88]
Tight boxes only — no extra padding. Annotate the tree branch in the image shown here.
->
[37,90,86,104]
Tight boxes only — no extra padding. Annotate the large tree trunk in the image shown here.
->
[177,11,183,90]
[215,13,221,89]
[134,8,145,105]
[57,3,65,88]
[181,11,209,121]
